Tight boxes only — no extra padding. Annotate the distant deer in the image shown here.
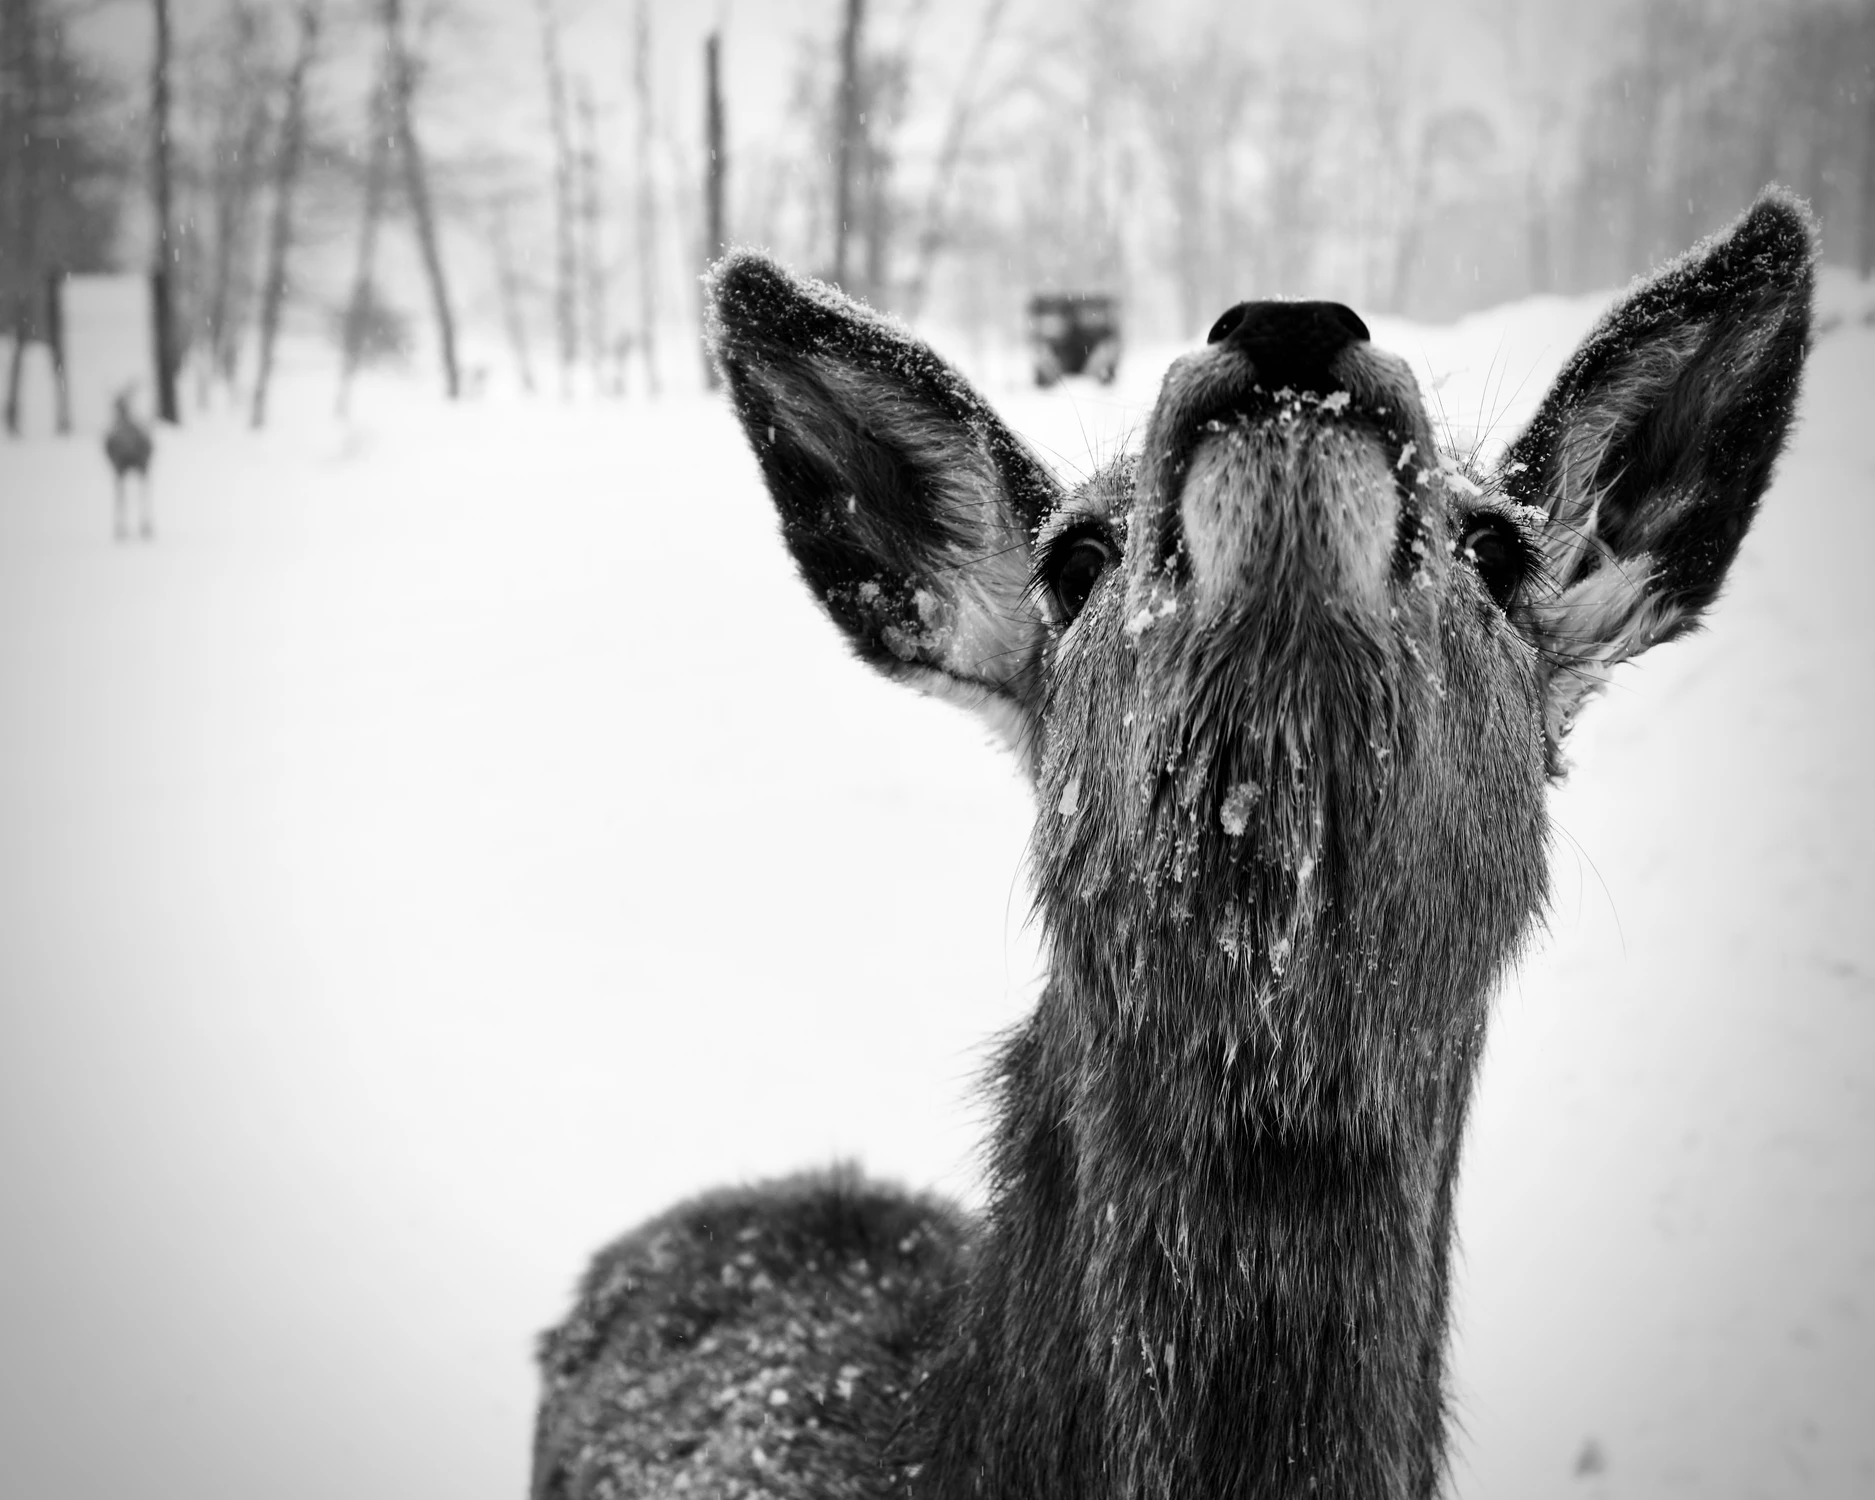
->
[103,388,154,541]
[533,190,1813,1499]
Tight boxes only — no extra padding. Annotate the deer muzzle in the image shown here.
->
[1130,304,1434,624]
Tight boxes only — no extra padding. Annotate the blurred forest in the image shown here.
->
[2,0,1870,424]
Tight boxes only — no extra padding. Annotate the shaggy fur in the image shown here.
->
[534,190,1814,1500]
[533,1171,966,1500]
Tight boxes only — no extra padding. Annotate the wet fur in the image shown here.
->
[534,191,1814,1500]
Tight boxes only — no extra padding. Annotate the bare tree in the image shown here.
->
[831,0,862,293]
[1555,0,1845,291]
[2,0,113,435]
[1347,0,1410,309]
[249,0,321,429]
[901,0,1008,320]
[1501,0,1577,298]
[536,0,577,395]
[488,193,536,393]
[575,75,607,393]
[1139,27,1255,335]
[1261,65,1328,298]
[1389,108,1495,314]
[1077,0,1133,293]
[856,42,908,304]
[150,0,181,423]
[702,29,724,388]
[383,0,459,400]
[337,59,392,415]
[196,0,275,399]
[1862,4,1875,278]
[629,0,659,393]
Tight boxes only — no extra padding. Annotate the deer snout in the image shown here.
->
[1130,301,1415,623]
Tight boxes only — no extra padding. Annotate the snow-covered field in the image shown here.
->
[2,278,1871,1500]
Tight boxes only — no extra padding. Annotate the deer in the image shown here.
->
[103,387,155,542]
[531,188,1814,1500]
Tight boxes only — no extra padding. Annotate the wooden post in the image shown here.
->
[702,30,724,390]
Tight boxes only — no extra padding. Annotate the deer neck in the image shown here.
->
[906,602,1546,1497]
[914,935,1483,1500]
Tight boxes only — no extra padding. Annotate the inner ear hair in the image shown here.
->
[1529,546,1679,760]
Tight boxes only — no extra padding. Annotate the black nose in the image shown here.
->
[1206,300,1370,395]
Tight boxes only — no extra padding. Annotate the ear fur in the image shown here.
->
[709,254,1061,746]
[1498,188,1816,770]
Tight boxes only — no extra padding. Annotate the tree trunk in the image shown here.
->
[702,31,724,390]
[631,0,659,394]
[150,0,181,424]
[384,0,460,400]
[490,200,536,394]
[831,0,863,294]
[576,77,607,393]
[45,267,67,433]
[1861,14,1875,280]
[3,0,36,437]
[202,5,272,398]
[1623,3,1669,278]
[337,65,391,416]
[250,0,321,430]
[3,330,24,436]
[1525,168,1553,296]
[537,0,578,395]
[214,92,273,391]
[902,0,1006,321]
[1388,123,1436,315]
[861,106,887,303]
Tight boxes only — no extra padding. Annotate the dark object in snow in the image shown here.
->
[1027,290,1120,387]
[536,189,1814,1500]
[1573,1436,1608,1477]
[103,389,154,542]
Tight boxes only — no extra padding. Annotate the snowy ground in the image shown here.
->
[2,277,1871,1500]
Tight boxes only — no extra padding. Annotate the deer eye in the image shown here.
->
[1459,517,1527,611]
[1045,532,1117,622]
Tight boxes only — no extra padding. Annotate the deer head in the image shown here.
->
[713,191,1808,1119]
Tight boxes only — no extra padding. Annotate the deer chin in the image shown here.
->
[1039,592,1404,1030]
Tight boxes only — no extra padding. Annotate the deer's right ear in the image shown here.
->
[710,253,1061,750]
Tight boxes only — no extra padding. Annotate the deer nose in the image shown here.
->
[1206,300,1370,395]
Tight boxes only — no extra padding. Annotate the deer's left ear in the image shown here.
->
[1497,188,1816,772]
